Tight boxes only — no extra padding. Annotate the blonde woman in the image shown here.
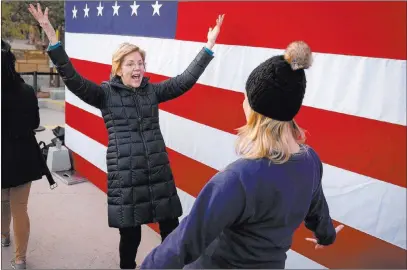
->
[28,3,224,269]
[141,41,344,269]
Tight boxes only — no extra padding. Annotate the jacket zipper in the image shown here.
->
[133,92,156,221]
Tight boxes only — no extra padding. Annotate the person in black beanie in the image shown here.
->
[141,41,344,269]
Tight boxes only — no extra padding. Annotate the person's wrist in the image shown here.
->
[48,35,58,45]
[206,40,215,50]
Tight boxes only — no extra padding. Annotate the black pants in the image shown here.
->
[119,218,179,269]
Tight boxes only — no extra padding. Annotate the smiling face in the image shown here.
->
[117,51,145,88]
[111,42,146,88]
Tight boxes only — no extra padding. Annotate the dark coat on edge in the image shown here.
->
[1,81,48,189]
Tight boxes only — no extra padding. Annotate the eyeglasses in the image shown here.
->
[123,62,145,70]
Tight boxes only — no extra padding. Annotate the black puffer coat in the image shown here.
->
[48,45,214,228]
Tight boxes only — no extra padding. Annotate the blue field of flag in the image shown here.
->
[64,1,178,39]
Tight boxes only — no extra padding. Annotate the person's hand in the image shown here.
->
[206,14,225,50]
[305,224,344,250]
[28,3,58,45]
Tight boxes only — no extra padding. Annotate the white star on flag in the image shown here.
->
[84,3,90,18]
[97,2,104,16]
[152,1,162,16]
[72,5,77,19]
[112,1,120,16]
[130,1,140,16]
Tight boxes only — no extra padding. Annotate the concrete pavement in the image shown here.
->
[1,108,161,269]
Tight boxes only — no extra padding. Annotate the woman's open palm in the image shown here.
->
[207,14,225,45]
[28,3,57,44]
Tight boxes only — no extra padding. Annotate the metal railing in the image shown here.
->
[19,71,60,92]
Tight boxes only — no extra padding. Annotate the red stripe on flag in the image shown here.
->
[71,152,107,193]
[69,58,407,188]
[176,1,406,60]
[67,111,407,269]
[66,103,108,145]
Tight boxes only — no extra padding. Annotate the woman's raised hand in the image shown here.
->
[28,3,58,45]
[206,14,225,50]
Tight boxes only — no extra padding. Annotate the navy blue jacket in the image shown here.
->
[141,145,336,269]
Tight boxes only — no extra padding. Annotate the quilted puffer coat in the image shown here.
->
[47,44,214,228]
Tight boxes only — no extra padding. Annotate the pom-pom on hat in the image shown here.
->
[245,41,313,121]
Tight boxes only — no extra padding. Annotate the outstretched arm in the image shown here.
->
[141,170,246,269]
[28,3,105,109]
[47,43,105,108]
[153,14,224,103]
[153,46,214,103]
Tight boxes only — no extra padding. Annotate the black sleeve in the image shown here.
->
[22,83,40,130]
[304,160,337,245]
[152,47,214,103]
[47,45,105,109]
[31,88,40,130]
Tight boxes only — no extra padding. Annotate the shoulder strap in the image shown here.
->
[37,141,58,190]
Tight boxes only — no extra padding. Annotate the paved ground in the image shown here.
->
[1,108,161,269]
[8,39,37,51]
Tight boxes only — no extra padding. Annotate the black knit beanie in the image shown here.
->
[245,41,313,121]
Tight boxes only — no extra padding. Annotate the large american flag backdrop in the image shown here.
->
[62,1,406,268]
